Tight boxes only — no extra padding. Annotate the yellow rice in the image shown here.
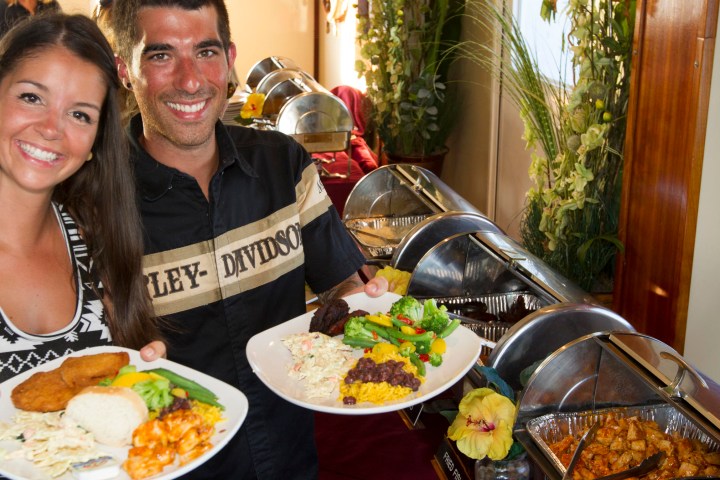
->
[338,350,424,404]
[191,400,225,426]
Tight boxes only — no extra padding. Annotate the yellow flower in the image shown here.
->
[447,388,516,461]
[240,93,265,119]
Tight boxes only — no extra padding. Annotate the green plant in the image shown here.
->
[356,0,465,157]
[456,0,635,291]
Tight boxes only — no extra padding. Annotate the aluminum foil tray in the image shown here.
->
[344,214,430,257]
[438,292,545,356]
[526,404,720,476]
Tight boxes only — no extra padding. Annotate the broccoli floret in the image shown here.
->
[344,316,376,340]
[342,316,382,349]
[132,377,174,411]
[389,296,423,323]
[418,298,450,333]
[429,352,443,367]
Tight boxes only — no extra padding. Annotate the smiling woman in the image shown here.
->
[0,13,163,383]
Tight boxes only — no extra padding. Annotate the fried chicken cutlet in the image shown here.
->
[11,369,77,412]
[11,351,130,412]
[60,351,129,389]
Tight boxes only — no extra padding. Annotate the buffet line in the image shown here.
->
[339,163,720,480]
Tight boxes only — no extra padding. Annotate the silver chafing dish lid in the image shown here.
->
[513,331,720,480]
[256,68,319,96]
[276,91,352,135]
[407,229,594,305]
[343,165,486,260]
[608,331,720,431]
[518,332,720,436]
[487,304,634,392]
[244,56,300,91]
[343,165,481,221]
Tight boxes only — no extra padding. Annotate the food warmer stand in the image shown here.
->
[242,58,354,178]
[512,330,720,479]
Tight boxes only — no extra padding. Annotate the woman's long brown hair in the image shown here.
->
[0,13,162,349]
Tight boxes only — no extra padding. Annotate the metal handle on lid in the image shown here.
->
[660,351,708,398]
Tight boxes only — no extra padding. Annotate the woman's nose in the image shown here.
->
[35,112,63,140]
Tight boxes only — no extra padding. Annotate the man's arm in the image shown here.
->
[316,274,389,304]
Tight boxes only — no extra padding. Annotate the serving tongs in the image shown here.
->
[563,421,601,480]
[593,452,665,480]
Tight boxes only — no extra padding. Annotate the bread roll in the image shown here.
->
[64,386,149,447]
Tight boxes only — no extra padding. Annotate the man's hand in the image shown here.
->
[363,275,389,297]
[140,341,167,361]
[317,273,390,304]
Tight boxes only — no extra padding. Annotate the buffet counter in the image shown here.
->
[334,164,720,480]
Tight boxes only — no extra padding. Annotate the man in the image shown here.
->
[108,1,386,478]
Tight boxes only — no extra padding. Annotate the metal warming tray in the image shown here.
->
[406,225,610,360]
[244,56,301,92]
[512,331,720,480]
[343,165,497,262]
[241,57,353,163]
[276,92,352,154]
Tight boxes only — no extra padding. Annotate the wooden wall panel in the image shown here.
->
[614,0,718,352]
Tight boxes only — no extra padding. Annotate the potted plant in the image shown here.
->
[456,0,635,291]
[356,0,465,175]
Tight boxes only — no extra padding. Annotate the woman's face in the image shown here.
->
[0,45,106,197]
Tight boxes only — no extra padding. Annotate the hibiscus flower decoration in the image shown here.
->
[447,387,516,460]
[236,92,266,125]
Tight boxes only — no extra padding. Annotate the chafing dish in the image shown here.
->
[239,57,353,171]
[244,56,301,92]
[511,331,720,479]
[343,165,494,262]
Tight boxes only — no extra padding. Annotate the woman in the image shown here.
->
[0,0,61,38]
[0,13,164,382]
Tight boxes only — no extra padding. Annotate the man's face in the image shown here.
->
[120,5,236,150]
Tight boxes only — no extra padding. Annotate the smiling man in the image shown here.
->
[107,1,385,478]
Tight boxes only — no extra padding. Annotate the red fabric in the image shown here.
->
[316,155,365,217]
[315,410,447,479]
[313,86,378,174]
[331,86,369,136]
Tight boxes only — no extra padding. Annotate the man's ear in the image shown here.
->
[227,42,237,72]
[116,55,133,91]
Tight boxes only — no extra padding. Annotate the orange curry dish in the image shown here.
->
[123,409,215,480]
[549,413,720,480]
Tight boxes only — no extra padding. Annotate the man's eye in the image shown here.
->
[198,49,218,58]
[19,92,42,104]
[149,52,169,61]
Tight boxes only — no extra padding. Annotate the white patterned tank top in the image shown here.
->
[0,203,112,382]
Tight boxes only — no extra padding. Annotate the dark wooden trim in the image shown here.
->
[614,0,719,353]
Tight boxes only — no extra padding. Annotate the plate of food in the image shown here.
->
[246,292,483,415]
[0,346,248,480]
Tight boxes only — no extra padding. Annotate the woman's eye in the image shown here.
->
[19,92,42,104]
[71,111,93,124]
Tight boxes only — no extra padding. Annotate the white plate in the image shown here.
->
[0,346,248,480]
[246,292,482,415]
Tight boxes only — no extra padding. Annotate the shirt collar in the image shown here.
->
[129,115,257,200]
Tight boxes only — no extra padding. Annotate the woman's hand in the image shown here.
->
[139,341,167,361]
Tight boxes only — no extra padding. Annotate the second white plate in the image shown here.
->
[0,346,248,480]
[246,292,482,415]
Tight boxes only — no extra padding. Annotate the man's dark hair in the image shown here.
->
[110,0,231,63]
